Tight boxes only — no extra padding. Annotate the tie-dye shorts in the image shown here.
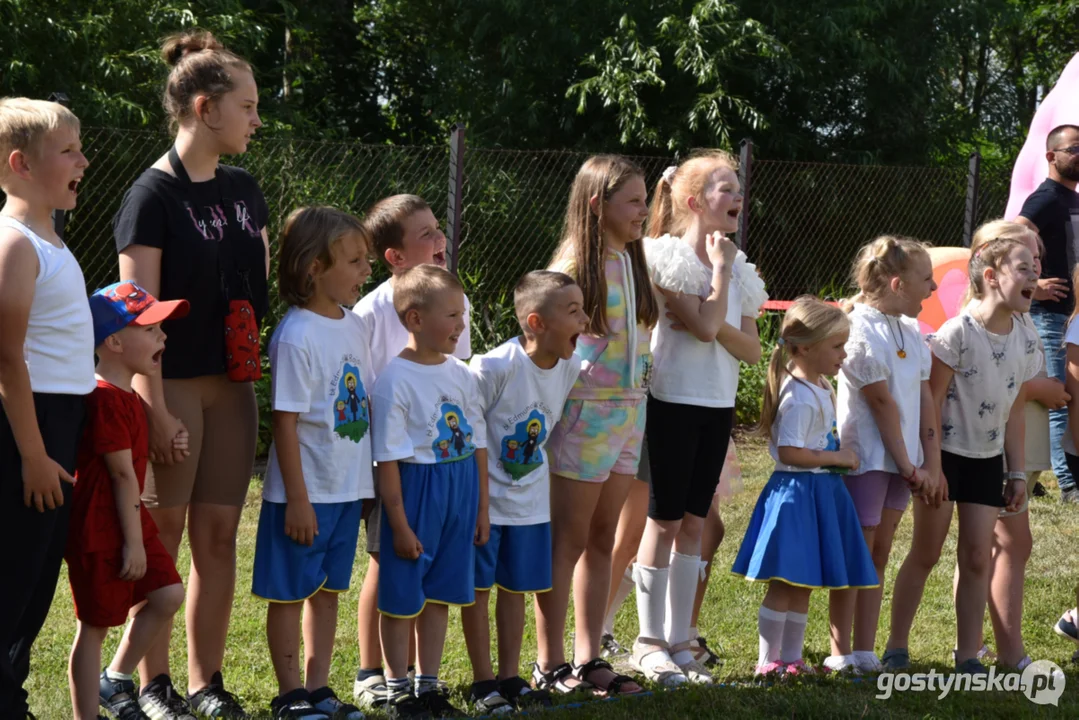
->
[547,397,646,482]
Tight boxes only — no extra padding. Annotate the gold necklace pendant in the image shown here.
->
[897,349,907,359]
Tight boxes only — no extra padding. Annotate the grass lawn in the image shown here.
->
[26,433,1079,718]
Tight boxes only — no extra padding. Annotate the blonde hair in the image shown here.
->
[966,236,1029,303]
[963,220,1041,307]
[0,98,81,186]
[758,296,850,439]
[160,30,253,134]
[277,206,368,307]
[549,155,658,335]
[392,264,464,323]
[647,150,739,238]
[844,235,931,311]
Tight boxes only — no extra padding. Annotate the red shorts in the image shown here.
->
[67,535,182,627]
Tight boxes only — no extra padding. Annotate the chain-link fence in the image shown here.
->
[3,126,1019,347]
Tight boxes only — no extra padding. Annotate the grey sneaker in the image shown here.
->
[1061,488,1079,504]
[956,658,990,675]
[881,648,910,670]
[352,672,387,709]
[139,674,197,719]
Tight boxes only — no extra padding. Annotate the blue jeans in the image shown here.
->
[1030,308,1073,491]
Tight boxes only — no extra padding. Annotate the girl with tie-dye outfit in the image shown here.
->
[531,155,657,697]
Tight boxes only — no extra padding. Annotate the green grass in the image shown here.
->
[26,433,1079,717]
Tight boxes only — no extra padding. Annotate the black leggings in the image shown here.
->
[645,396,733,521]
[0,392,85,716]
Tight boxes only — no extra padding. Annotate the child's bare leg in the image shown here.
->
[69,622,108,720]
[854,508,903,652]
[303,590,340,691]
[137,504,186,686]
[955,502,1000,663]
[110,584,185,675]
[496,591,527,679]
[534,474,602,677]
[829,525,873,656]
[415,603,449,679]
[267,600,304,693]
[357,553,382,671]
[604,480,649,633]
[462,589,494,682]
[987,511,1031,665]
[886,500,953,651]
[380,615,412,681]
[573,474,633,662]
[691,502,724,631]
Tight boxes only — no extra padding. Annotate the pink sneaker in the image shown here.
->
[784,659,817,676]
[754,661,785,678]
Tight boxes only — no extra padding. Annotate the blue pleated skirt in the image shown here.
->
[731,470,879,589]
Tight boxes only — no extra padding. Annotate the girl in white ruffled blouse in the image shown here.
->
[625,152,767,685]
[827,236,942,674]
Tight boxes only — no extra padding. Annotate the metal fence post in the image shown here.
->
[48,92,71,239]
[447,123,466,275]
[963,151,981,248]
[737,138,753,252]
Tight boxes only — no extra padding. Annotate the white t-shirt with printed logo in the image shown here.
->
[770,376,839,474]
[353,279,472,378]
[928,311,1042,459]
[470,338,582,525]
[264,307,376,503]
[371,356,487,465]
[838,304,932,473]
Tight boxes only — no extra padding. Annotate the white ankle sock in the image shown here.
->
[665,551,701,665]
[105,668,132,682]
[633,563,668,642]
[780,611,808,664]
[604,565,635,636]
[758,607,787,666]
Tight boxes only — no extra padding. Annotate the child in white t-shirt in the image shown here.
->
[460,271,585,713]
[252,207,374,718]
[886,237,1040,675]
[370,264,488,718]
[350,194,473,706]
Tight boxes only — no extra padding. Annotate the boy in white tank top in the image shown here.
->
[0,98,95,718]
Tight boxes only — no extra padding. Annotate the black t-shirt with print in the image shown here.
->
[1020,178,1079,315]
[113,164,269,379]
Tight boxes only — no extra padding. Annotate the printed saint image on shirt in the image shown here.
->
[431,403,476,462]
[334,363,369,443]
[500,410,547,481]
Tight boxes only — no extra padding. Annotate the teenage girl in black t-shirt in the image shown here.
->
[112,30,269,718]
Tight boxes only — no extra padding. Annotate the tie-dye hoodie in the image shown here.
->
[558,249,653,401]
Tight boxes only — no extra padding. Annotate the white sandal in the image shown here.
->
[670,642,715,684]
[630,638,687,688]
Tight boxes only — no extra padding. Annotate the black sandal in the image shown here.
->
[531,662,591,695]
[572,658,644,696]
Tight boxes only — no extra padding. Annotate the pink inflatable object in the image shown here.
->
[1004,52,1079,220]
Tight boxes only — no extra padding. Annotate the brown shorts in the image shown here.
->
[143,374,257,509]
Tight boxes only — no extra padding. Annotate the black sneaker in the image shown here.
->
[417,688,465,719]
[386,691,431,719]
[139,674,197,720]
[99,671,151,720]
[308,687,364,719]
[270,689,329,719]
[498,675,553,710]
[187,672,249,719]
[600,633,630,660]
[467,680,513,716]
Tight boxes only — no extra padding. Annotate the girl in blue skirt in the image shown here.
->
[732,296,878,677]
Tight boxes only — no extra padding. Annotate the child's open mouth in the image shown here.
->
[152,349,164,365]
[68,178,81,194]
[1021,288,1034,300]
[728,208,740,219]
[449,333,459,344]
[433,250,446,266]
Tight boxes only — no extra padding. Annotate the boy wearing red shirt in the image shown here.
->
[66,282,189,720]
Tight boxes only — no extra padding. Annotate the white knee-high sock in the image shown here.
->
[665,551,701,665]
[633,563,668,642]
[780,611,808,664]
[604,565,635,636]
[758,607,787,666]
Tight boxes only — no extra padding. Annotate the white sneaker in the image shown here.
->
[823,654,860,674]
[853,650,883,672]
[353,673,388,709]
